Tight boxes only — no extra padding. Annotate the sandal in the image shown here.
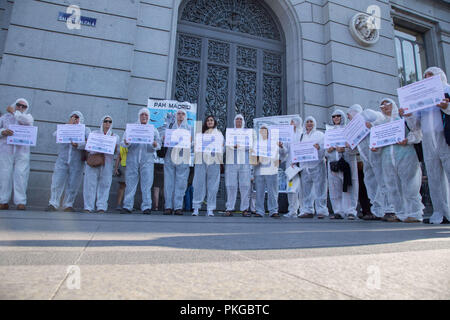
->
[242,210,251,217]
[333,214,344,220]
[299,213,314,219]
[224,211,233,217]
[271,213,280,218]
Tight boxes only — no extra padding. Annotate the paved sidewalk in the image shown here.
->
[0,209,449,300]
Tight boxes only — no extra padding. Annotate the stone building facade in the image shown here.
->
[0,0,448,209]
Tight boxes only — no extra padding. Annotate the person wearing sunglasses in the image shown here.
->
[325,109,359,220]
[0,98,34,210]
[371,98,424,223]
[83,115,119,213]
[47,111,90,213]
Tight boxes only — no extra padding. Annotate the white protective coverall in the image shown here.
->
[122,108,161,212]
[192,127,224,215]
[325,109,359,218]
[0,98,34,206]
[164,109,192,211]
[299,116,329,216]
[281,117,303,217]
[225,114,252,212]
[374,98,424,221]
[348,105,393,217]
[83,115,119,212]
[406,67,450,224]
[253,125,286,217]
[48,111,91,209]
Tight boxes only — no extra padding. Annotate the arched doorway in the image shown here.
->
[173,0,286,131]
[173,0,287,211]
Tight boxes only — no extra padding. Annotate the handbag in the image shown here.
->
[329,160,340,172]
[157,147,167,158]
[87,153,105,167]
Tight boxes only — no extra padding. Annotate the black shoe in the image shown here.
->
[143,209,152,215]
[164,209,173,215]
[46,205,57,212]
[121,208,132,214]
[442,217,450,224]
[174,209,183,216]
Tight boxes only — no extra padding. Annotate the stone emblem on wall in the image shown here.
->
[349,13,380,47]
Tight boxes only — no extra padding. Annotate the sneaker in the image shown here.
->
[46,205,57,212]
[207,211,214,217]
[192,209,199,216]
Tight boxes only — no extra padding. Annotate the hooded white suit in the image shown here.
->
[406,67,450,224]
[122,108,161,212]
[0,98,34,206]
[48,111,90,209]
[281,116,303,217]
[325,109,359,218]
[374,98,424,221]
[83,115,119,212]
[299,116,329,216]
[225,114,252,212]
[163,109,192,211]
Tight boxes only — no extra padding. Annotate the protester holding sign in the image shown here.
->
[399,67,450,224]
[47,111,90,212]
[0,98,34,210]
[252,125,286,218]
[347,105,391,221]
[224,114,252,217]
[326,109,359,220]
[121,108,161,214]
[298,116,329,219]
[163,109,192,215]
[83,115,119,213]
[279,117,303,218]
[192,116,224,217]
[371,98,423,223]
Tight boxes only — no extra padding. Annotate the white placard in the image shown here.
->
[125,123,154,144]
[194,133,223,153]
[269,125,294,144]
[344,114,370,150]
[85,132,117,155]
[397,75,445,113]
[290,142,318,163]
[164,128,191,148]
[7,125,38,146]
[56,124,85,144]
[324,127,347,149]
[225,128,253,148]
[370,119,405,148]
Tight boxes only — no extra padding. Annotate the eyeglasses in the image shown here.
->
[16,103,28,109]
[103,120,112,123]
[332,115,341,118]
[71,115,79,119]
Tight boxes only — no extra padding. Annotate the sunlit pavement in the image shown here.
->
[0,209,449,300]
